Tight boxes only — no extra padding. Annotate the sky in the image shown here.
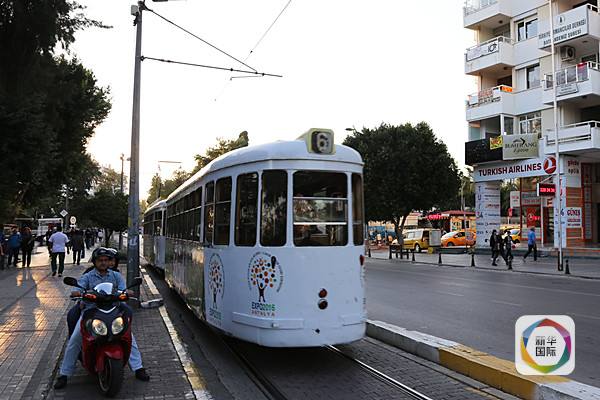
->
[73,0,477,198]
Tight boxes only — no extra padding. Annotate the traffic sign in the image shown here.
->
[69,216,77,224]
[60,209,68,218]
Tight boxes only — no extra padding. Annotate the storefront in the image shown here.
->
[427,211,476,233]
[473,154,593,249]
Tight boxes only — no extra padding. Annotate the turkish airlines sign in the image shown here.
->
[474,156,556,182]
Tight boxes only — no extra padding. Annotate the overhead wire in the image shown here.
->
[141,56,283,78]
[144,5,257,72]
[213,0,293,101]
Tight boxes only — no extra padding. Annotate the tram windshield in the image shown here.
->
[293,171,348,246]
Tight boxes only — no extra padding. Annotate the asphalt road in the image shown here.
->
[365,258,600,386]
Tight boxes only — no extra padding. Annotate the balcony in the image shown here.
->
[464,0,511,30]
[544,121,600,155]
[538,4,600,49]
[466,85,514,121]
[542,62,600,106]
[465,37,514,75]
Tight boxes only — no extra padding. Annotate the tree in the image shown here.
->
[343,123,461,237]
[85,190,128,246]
[146,169,190,204]
[0,1,110,221]
[96,166,125,194]
[192,131,249,174]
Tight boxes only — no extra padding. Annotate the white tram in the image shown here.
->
[142,200,167,271]
[164,129,366,347]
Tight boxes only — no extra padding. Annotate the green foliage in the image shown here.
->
[343,123,461,235]
[146,169,190,204]
[192,131,249,174]
[96,166,125,194]
[85,189,128,236]
[0,1,110,222]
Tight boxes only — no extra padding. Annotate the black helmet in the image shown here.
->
[91,247,116,264]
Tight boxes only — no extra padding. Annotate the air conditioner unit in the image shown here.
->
[560,46,576,61]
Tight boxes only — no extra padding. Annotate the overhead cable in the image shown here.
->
[141,56,283,78]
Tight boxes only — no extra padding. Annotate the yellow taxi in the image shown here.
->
[401,229,431,252]
[441,230,476,247]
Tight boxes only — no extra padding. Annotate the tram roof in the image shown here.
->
[167,139,363,202]
[144,199,167,215]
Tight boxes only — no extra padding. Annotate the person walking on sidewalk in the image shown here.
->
[523,227,538,262]
[0,224,5,270]
[490,230,500,266]
[49,226,69,277]
[20,227,34,267]
[501,230,514,265]
[71,229,85,265]
[6,227,21,267]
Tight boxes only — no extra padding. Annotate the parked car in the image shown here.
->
[402,229,431,252]
[441,230,476,247]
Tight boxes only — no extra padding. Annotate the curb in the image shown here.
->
[367,320,600,400]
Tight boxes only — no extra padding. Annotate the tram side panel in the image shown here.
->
[204,246,366,347]
[142,234,155,265]
[153,235,166,270]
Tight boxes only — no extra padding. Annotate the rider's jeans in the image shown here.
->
[59,316,143,376]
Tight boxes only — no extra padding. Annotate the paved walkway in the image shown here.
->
[0,247,198,400]
[369,249,600,279]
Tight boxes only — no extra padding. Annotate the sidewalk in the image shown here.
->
[0,247,198,400]
[369,249,600,279]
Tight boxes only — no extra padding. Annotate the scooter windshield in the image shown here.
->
[94,282,114,295]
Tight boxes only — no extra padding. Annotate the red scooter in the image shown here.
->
[63,276,142,397]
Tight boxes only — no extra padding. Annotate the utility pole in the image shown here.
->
[548,0,564,271]
[127,1,143,298]
[119,153,126,250]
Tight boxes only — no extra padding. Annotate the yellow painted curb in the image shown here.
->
[439,345,569,400]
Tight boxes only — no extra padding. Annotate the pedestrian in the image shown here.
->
[84,228,93,249]
[6,227,21,267]
[49,226,69,277]
[45,227,52,246]
[489,229,499,266]
[20,227,35,268]
[502,230,514,265]
[97,229,104,246]
[0,224,5,270]
[523,227,537,262]
[71,229,85,265]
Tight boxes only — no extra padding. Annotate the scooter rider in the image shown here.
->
[54,248,150,389]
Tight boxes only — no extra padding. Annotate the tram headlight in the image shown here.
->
[111,317,125,335]
[91,319,108,336]
[318,299,328,310]
[318,288,328,298]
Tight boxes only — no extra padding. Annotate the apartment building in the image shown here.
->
[463,0,600,249]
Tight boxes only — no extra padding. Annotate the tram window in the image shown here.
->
[215,177,232,245]
[235,173,258,246]
[193,187,202,241]
[293,171,348,246]
[352,174,364,245]
[204,181,215,244]
[260,170,287,247]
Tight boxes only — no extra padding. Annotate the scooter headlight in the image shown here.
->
[111,317,125,335]
[91,319,108,336]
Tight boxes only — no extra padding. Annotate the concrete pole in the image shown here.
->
[127,2,143,296]
[119,153,125,250]
[549,0,564,270]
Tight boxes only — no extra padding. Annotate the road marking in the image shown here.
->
[490,300,521,307]
[434,291,464,297]
[367,263,600,298]
[571,312,600,321]
[141,268,214,400]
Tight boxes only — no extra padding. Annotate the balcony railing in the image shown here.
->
[464,0,498,16]
[465,36,512,62]
[545,121,600,146]
[543,62,600,90]
[467,85,513,108]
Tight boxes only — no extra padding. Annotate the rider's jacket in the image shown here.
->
[78,269,127,293]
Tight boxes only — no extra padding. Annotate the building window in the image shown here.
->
[204,182,214,245]
[260,170,287,247]
[527,64,540,89]
[519,112,542,136]
[517,18,537,41]
[235,173,258,246]
[214,177,232,245]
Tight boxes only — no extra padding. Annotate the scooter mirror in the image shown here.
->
[63,277,82,288]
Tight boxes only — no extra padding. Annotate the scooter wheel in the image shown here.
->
[98,357,124,397]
